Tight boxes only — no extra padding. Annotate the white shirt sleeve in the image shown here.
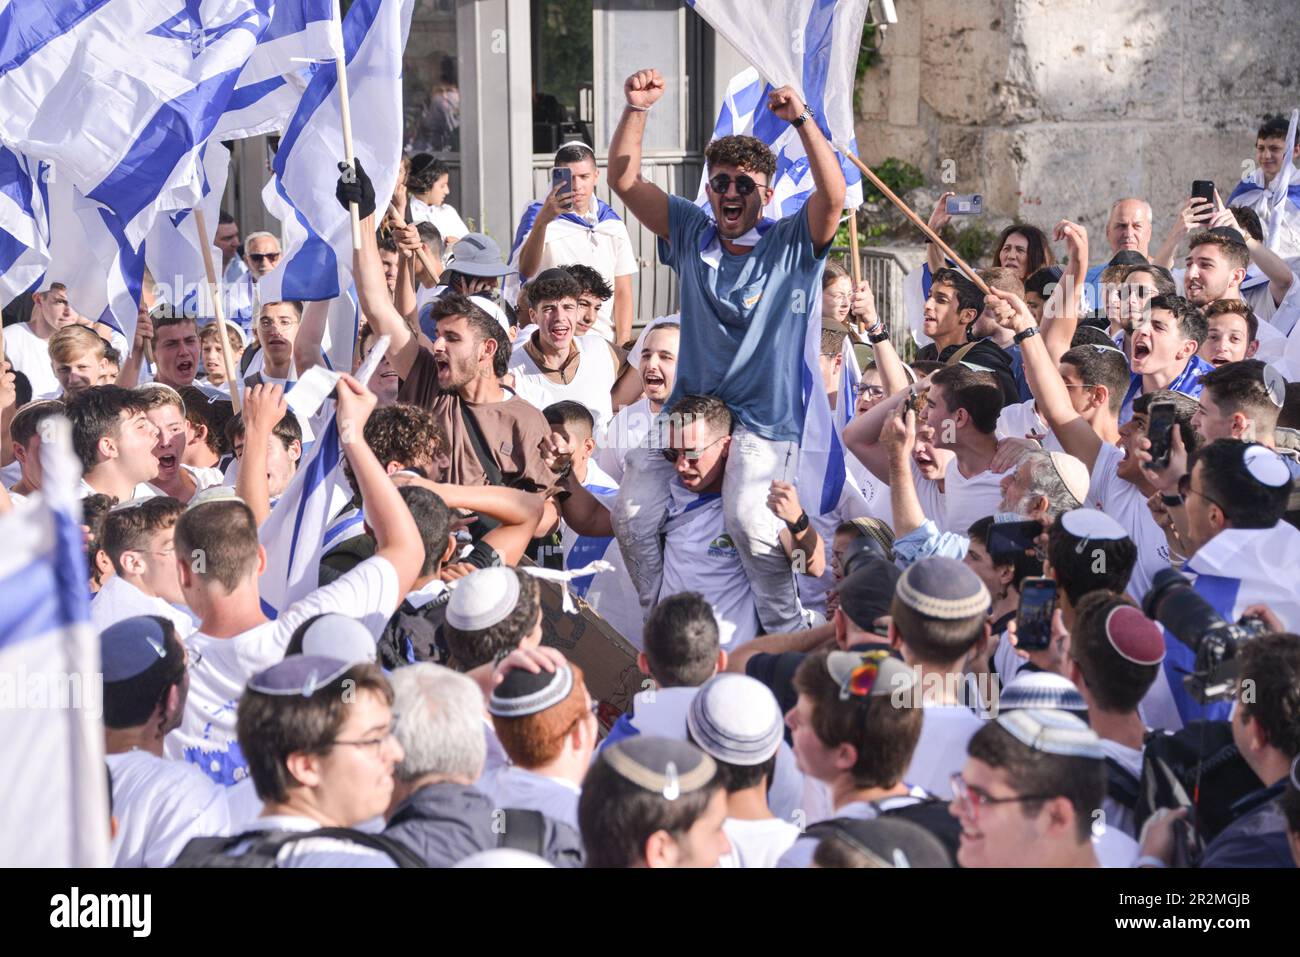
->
[275,555,402,639]
[612,221,638,277]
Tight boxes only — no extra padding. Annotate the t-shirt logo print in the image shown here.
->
[707,534,738,559]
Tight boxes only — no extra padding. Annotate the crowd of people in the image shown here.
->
[3,68,1299,870]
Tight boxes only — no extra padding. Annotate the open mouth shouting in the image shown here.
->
[175,356,195,379]
[155,450,179,477]
[643,368,666,396]
[719,200,745,229]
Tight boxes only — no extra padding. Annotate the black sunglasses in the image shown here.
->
[708,173,766,197]
[249,252,281,264]
[661,435,726,463]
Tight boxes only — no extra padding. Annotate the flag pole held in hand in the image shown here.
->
[192,206,242,414]
[838,150,990,295]
[331,5,363,251]
[388,201,441,286]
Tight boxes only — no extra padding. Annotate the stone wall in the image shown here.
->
[857,0,1300,251]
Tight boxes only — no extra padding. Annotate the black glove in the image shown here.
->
[335,158,376,220]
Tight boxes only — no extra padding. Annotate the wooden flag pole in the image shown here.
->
[841,152,990,296]
[333,9,363,252]
[847,211,865,334]
[388,201,441,283]
[192,206,242,414]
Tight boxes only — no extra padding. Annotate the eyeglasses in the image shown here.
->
[662,434,727,463]
[248,252,281,264]
[258,316,299,332]
[949,773,1058,824]
[708,173,767,197]
[1177,473,1225,511]
[331,720,399,756]
[854,384,885,399]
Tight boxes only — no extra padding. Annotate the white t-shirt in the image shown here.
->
[409,197,469,244]
[996,400,1066,454]
[660,483,760,648]
[906,703,985,799]
[938,459,1005,537]
[106,749,232,867]
[1088,442,1170,603]
[507,334,618,437]
[1,460,21,490]
[91,575,195,639]
[776,790,931,868]
[147,464,225,501]
[719,816,802,868]
[4,321,59,398]
[77,478,157,503]
[508,204,638,343]
[483,768,581,832]
[223,814,397,868]
[595,396,653,484]
[1099,738,1144,839]
[166,556,401,785]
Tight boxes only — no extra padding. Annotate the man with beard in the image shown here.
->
[345,172,554,494]
[604,68,845,636]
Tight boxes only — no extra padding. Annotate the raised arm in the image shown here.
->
[853,279,910,396]
[1243,229,1296,305]
[884,405,926,539]
[987,287,1103,472]
[335,373,424,595]
[768,481,826,578]
[115,311,153,388]
[767,87,844,252]
[292,299,330,375]
[234,384,286,527]
[1041,220,1088,363]
[409,478,544,567]
[338,163,420,379]
[842,373,931,483]
[607,69,671,240]
[1151,198,1207,270]
[926,194,955,275]
[554,469,615,538]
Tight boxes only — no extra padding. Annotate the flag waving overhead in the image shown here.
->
[0,0,276,246]
[0,147,51,308]
[690,0,868,216]
[256,0,415,371]
[0,417,108,866]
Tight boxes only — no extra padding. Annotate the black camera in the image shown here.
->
[839,534,889,580]
[1142,568,1271,703]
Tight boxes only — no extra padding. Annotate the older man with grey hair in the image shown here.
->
[223,230,283,335]
[383,661,585,867]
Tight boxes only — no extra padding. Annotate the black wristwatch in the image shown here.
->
[786,511,810,534]
[1161,493,1185,507]
[791,106,814,128]
[868,326,890,344]
[1013,325,1039,344]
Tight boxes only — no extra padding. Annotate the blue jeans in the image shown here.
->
[611,421,806,634]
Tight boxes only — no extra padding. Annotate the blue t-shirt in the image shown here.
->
[657,195,829,442]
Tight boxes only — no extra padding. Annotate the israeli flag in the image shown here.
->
[0,417,109,866]
[690,0,868,216]
[44,179,145,349]
[0,147,51,308]
[1227,109,1300,252]
[1140,522,1300,732]
[797,301,869,520]
[256,0,415,372]
[256,342,389,615]
[0,0,277,246]
[144,141,232,324]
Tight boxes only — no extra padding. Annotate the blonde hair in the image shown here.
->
[48,325,108,364]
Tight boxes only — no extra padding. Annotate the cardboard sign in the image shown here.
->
[524,558,647,734]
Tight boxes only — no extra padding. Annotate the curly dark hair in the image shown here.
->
[704,134,776,180]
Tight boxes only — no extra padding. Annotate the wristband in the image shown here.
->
[1012,325,1039,344]
[625,103,650,112]
[1133,855,1168,869]
[1161,493,1184,507]
[786,511,810,534]
[869,327,890,344]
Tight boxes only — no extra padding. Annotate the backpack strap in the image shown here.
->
[498,808,546,857]
[459,400,505,487]
[1104,757,1142,810]
[172,827,426,868]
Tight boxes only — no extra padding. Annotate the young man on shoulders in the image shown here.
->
[606,68,844,636]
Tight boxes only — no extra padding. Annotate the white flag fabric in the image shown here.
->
[0,0,276,246]
[1140,522,1300,733]
[0,147,51,308]
[256,0,415,372]
[256,341,389,616]
[0,417,108,866]
[1227,109,1300,253]
[690,0,868,215]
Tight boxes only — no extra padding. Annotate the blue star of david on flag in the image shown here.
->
[148,0,262,58]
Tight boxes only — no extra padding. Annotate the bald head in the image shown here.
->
[1106,198,1152,257]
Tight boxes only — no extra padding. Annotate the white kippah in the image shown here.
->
[1243,444,1291,488]
[1060,508,1128,542]
[1048,451,1091,506]
[446,567,520,631]
[997,708,1104,760]
[300,614,377,665]
[1263,364,1287,408]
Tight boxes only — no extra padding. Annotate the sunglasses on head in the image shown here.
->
[708,173,766,197]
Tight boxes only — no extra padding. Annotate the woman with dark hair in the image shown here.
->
[992,223,1055,281]
[406,152,468,244]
